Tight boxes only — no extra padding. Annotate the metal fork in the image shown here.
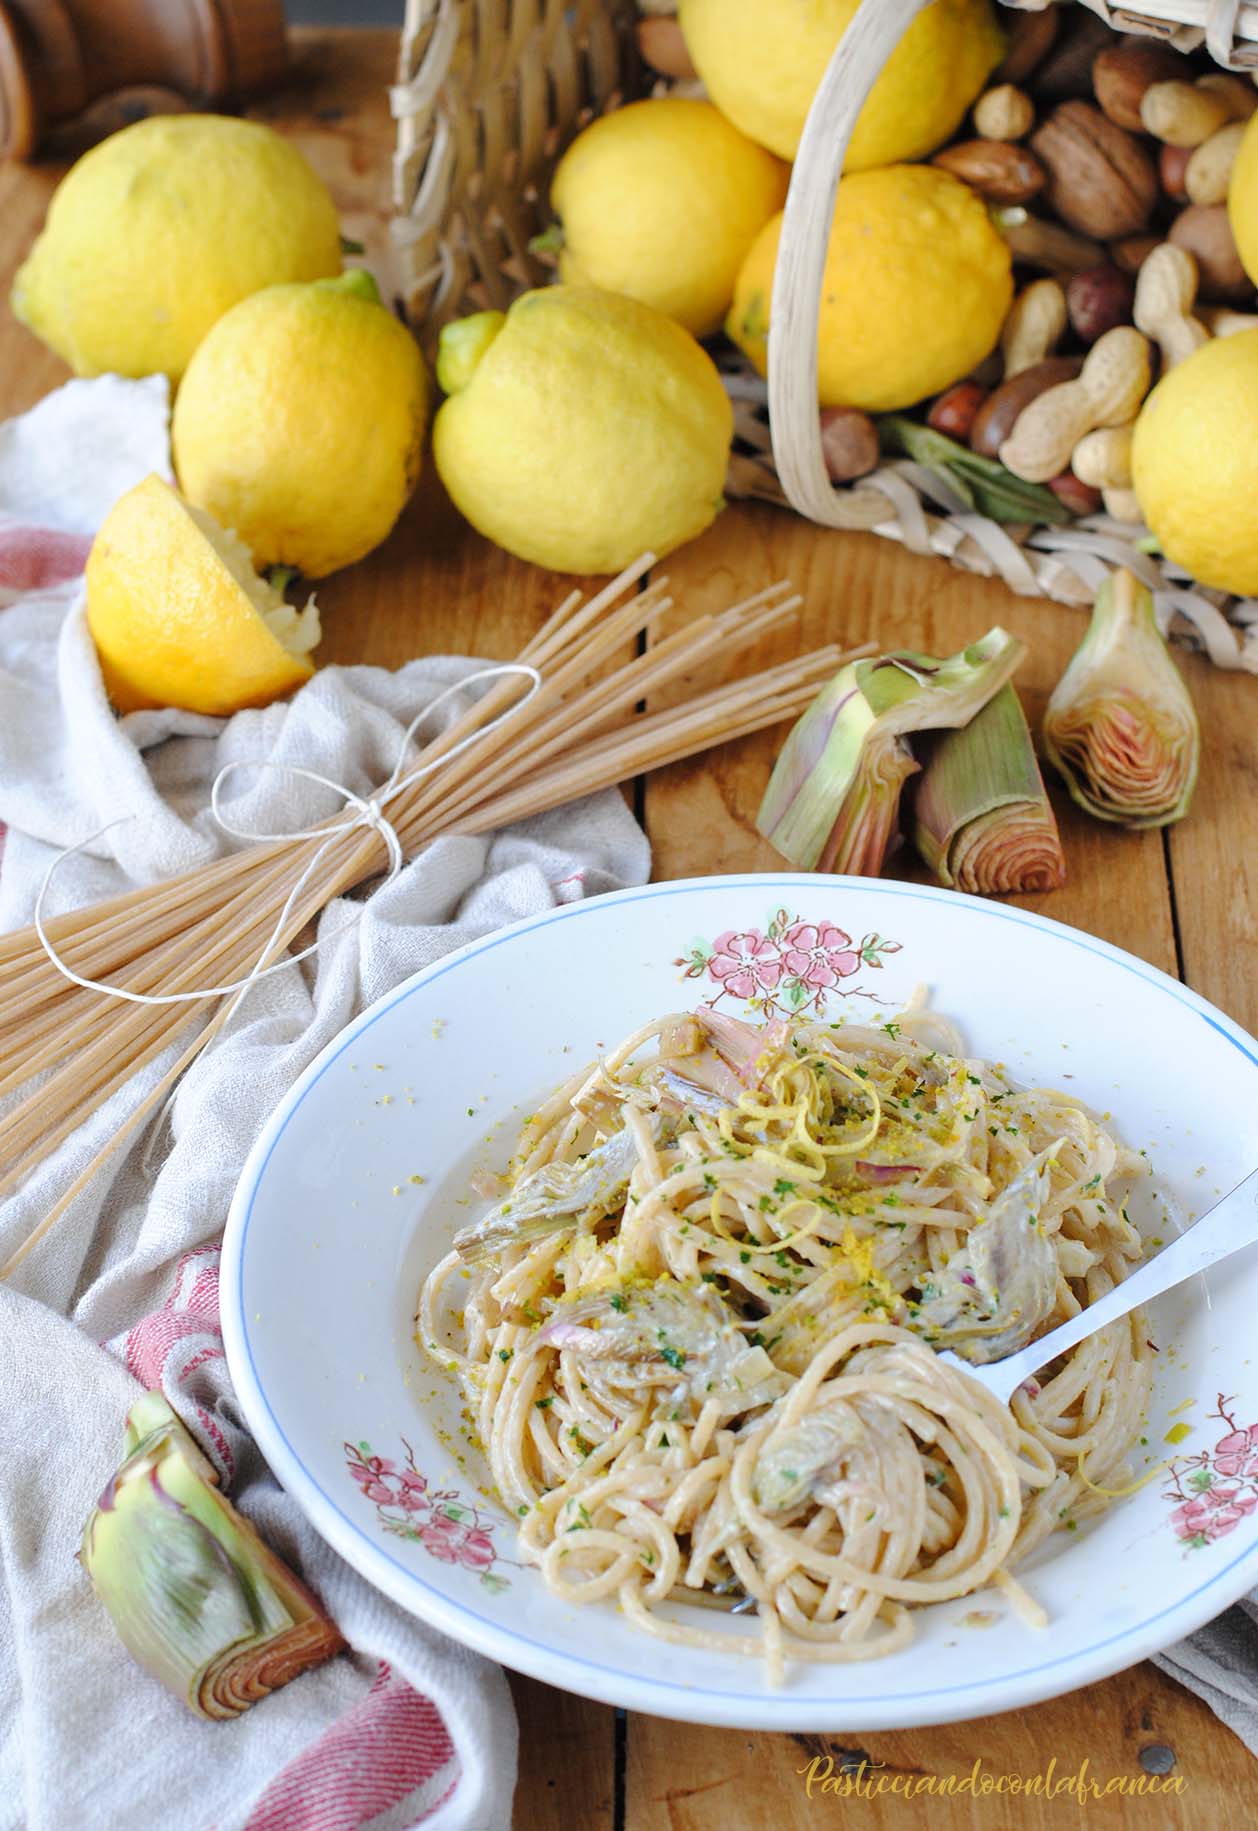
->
[935,1165,1258,1407]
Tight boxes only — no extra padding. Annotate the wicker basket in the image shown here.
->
[388,0,1258,672]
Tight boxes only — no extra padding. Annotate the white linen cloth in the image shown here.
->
[0,376,651,1830]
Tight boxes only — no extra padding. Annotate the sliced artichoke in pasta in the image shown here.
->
[753,1401,866,1515]
[653,1010,790,1111]
[454,1119,666,1263]
[538,1279,788,1415]
[910,1145,1060,1362]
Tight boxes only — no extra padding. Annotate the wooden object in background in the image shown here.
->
[0,0,286,159]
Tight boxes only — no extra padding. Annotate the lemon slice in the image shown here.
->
[86,474,320,716]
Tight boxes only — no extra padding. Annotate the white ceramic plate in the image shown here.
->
[221,875,1258,1730]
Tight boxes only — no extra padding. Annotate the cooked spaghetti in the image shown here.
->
[418,1005,1152,1679]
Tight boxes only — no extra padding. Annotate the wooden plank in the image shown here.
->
[1166,648,1258,1036]
[510,1672,615,1831]
[627,1661,1254,1830]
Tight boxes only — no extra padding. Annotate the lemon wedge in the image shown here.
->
[86,475,319,716]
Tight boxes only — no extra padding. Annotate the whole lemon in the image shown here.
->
[1228,110,1258,284]
[1132,329,1258,596]
[432,288,732,574]
[548,98,788,337]
[677,0,1004,166]
[11,115,342,383]
[172,271,429,579]
[87,476,319,716]
[727,165,1012,413]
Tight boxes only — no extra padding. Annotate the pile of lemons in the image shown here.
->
[438,0,1011,570]
[10,0,1047,713]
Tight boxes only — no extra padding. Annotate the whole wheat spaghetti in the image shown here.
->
[0,558,872,1278]
[420,1004,1152,1681]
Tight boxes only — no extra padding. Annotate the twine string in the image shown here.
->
[33,663,543,1008]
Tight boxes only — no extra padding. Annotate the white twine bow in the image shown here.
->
[34,662,543,1008]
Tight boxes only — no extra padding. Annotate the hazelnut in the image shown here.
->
[1168,203,1253,302]
[926,381,988,444]
[973,84,1035,143]
[1066,264,1136,343]
[1047,470,1103,517]
[819,407,880,484]
[1030,101,1157,241]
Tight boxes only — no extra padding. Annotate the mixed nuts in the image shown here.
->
[870,16,1258,528]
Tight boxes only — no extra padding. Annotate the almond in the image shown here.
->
[968,355,1085,459]
[931,138,1045,205]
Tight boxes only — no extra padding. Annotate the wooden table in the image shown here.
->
[4,27,1257,1830]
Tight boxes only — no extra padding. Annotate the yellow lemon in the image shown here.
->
[548,98,788,337]
[172,271,429,579]
[677,0,1004,167]
[727,165,1012,413]
[11,115,342,383]
[86,475,319,715]
[432,287,732,575]
[1132,329,1258,596]
[1228,110,1258,284]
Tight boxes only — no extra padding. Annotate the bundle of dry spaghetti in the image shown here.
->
[0,556,870,1278]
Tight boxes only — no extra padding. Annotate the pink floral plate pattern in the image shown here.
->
[1163,1396,1258,1549]
[345,1438,513,1592]
[675,906,901,1021]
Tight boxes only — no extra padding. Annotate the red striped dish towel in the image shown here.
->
[116,1249,488,1831]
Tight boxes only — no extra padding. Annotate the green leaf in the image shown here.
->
[878,417,1071,526]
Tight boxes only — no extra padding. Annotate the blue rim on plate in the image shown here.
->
[221,875,1258,1730]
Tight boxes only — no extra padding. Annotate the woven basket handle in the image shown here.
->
[767,0,940,525]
